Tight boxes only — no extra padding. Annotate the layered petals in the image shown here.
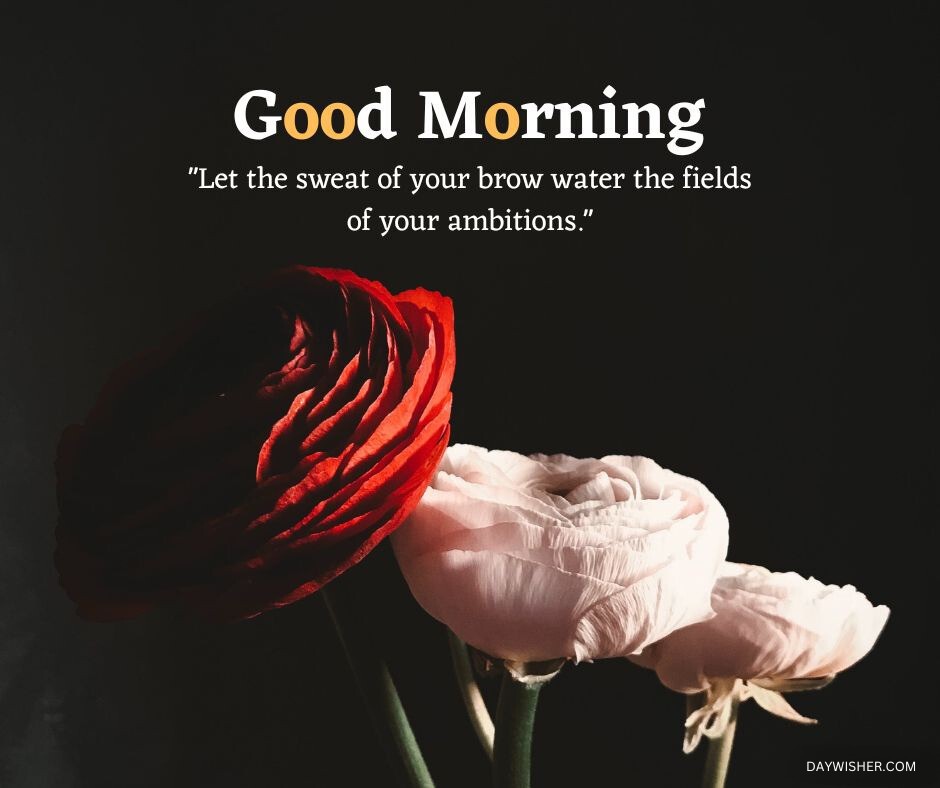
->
[630,561,889,751]
[630,562,890,693]
[55,266,455,621]
[391,445,729,662]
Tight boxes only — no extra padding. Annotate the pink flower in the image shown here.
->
[392,445,729,664]
[631,562,889,751]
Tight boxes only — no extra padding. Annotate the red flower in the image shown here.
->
[55,267,455,621]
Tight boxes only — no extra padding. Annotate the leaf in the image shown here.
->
[745,683,817,725]
[752,675,835,693]
[682,679,739,753]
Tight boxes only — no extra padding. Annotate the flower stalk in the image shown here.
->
[447,630,495,759]
[493,673,542,788]
[322,586,434,788]
[700,696,739,788]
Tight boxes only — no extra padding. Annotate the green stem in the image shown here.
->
[446,629,495,760]
[700,698,739,788]
[493,673,542,788]
[321,587,434,788]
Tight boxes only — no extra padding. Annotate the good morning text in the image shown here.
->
[234,86,706,155]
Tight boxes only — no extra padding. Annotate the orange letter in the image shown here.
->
[284,102,319,139]
[484,102,520,140]
[321,102,356,139]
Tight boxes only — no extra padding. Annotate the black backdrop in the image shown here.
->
[1,3,936,786]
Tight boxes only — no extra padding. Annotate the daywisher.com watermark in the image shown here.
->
[778,748,932,786]
[806,760,917,774]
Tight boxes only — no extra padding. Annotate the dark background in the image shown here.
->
[1,3,936,786]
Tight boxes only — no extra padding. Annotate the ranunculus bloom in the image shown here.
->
[56,266,455,621]
[630,562,889,751]
[391,445,729,663]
